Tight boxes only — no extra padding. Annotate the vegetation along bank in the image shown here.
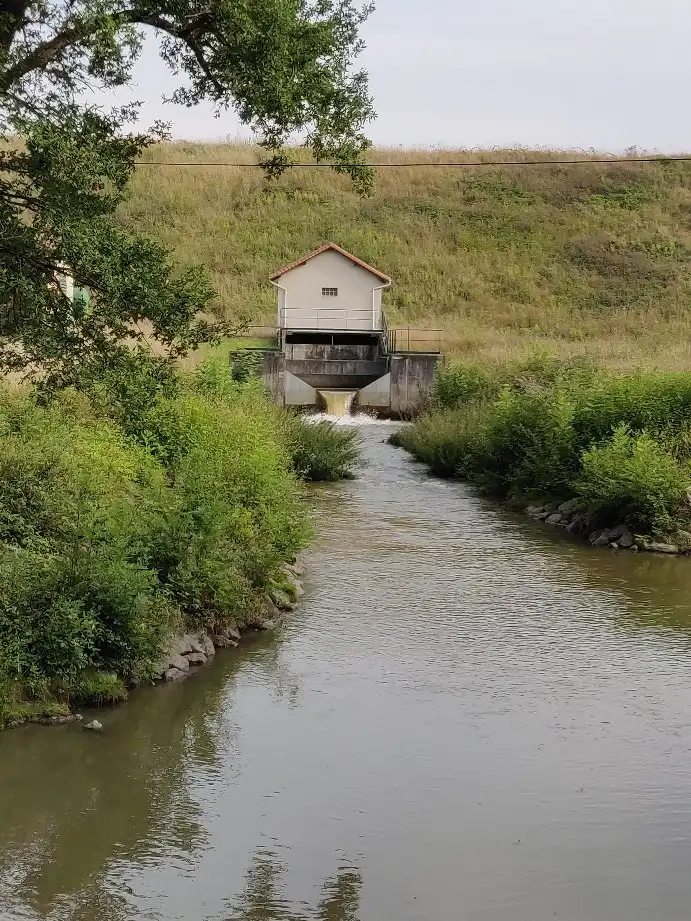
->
[391,356,691,555]
[0,361,361,730]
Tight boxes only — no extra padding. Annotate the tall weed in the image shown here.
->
[574,427,689,534]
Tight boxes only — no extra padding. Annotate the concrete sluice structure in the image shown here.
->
[260,330,441,417]
[257,244,442,417]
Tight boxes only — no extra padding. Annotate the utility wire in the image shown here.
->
[135,155,691,169]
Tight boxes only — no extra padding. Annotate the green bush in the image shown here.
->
[66,670,128,706]
[160,385,310,629]
[289,420,362,482]
[395,361,691,536]
[573,373,691,447]
[435,363,498,409]
[471,388,577,495]
[574,426,690,533]
[0,363,314,725]
[390,408,483,478]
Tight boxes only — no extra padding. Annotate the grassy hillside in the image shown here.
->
[122,144,691,369]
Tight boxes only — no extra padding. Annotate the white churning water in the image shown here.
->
[309,390,390,426]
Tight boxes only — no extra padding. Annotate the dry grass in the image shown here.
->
[121,143,691,370]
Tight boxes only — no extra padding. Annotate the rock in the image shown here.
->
[168,653,190,673]
[184,633,218,656]
[617,530,635,549]
[526,505,546,518]
[591,530,612,547]
[84,719,103,731]
[286,556,306,577]
[197,634,216,658]
[566,515,587,535]
[269,588,295,611]
[546,512,564,525]
[534,511,550,521]
[164,667,187,681]
[264,599,281,620]
[185,651,208,667]
[558,498,582,515]
[177,636,194,656]
[225,625,242,642]
[212,635,238,649]
[40,714,74,725]
[607,524,629,542]
[644,541,679,555]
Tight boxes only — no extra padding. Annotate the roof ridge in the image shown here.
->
[269,243,391,283]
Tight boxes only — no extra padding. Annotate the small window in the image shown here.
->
[322,287,339,297]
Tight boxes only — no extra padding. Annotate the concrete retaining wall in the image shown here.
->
[357,373,391,409]
[390,354,440,415]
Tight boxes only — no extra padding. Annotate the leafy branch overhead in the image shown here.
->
[0,0,375,385]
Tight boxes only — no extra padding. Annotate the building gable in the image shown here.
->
[269,243,391,285]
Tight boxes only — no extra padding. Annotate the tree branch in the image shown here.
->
[0,0,31,54]
[1,7,222,93]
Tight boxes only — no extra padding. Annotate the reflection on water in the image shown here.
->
[3,427,691,920]
[225,851,361,921]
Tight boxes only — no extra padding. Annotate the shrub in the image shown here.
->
[573,373,691,447]
[0,364,313,720]
[574,426,690,534]
[390,408,484,478]
[289,420,362,482]
[66,670,128,706]
[156,380,310,630]
[435,363,498,409]
[466,388,577,496]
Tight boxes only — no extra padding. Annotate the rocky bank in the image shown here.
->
[154,557,307,682]
[525,501,691,555]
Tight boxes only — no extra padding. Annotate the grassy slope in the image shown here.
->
[122,144,691,370]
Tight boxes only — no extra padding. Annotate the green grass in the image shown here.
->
[65,671,128,707]
[289,419,362,482]
[122,143,691,372]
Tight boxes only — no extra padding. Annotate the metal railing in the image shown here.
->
[387,327,442,354]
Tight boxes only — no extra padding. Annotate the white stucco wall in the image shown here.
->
[275,250,387,331]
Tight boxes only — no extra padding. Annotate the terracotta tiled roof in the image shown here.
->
[269,242,391,284]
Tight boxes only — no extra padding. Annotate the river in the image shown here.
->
[2,423,691,921]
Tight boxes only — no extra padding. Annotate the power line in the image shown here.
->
[135,155,691,169]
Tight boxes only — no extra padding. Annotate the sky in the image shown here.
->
[118,0,691,151]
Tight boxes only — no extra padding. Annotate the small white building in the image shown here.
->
[269,243,391,332]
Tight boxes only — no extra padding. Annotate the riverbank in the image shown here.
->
[0,362,359,731]
[391,356,691,553]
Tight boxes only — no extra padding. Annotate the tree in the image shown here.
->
[0,1,375,387]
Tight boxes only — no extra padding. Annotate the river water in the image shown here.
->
[3,424,691,921]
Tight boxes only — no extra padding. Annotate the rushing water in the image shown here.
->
[4,425,691,920]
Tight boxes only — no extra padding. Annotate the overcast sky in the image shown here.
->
[121,0,691,151]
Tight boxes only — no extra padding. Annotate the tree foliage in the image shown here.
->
[0,0,374,384]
